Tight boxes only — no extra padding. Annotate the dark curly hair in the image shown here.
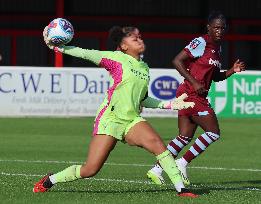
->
[108,26,137,50]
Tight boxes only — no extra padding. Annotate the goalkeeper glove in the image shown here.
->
[159,93,195,110]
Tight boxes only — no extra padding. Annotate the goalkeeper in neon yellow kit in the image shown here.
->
[33,25,198,198]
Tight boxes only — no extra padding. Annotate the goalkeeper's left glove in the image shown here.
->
[141,93,195,110]
[158,93,195,110]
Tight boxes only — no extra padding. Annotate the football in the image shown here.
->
[47,18,74,46]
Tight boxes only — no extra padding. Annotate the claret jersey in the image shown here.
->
[178,34,222,98]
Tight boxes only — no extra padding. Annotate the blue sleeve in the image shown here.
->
[184,37,206,58]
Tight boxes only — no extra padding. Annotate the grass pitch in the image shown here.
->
[0,117,261,204]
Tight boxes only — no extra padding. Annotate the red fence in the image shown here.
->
[1,0,261,67]
[1,11,261,67]
[1,28,261,67]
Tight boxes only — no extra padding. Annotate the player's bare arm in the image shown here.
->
[224,59,246,79]
[173,50,207,95]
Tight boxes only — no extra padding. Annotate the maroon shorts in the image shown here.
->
[176,83,215,117]
[178,96,214,116]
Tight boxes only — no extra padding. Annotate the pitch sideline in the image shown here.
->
[0,159,261,172]
[0,171,260,192]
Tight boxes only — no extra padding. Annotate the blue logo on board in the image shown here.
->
[151,76,179,100]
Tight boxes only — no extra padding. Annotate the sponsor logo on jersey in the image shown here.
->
[190,39,201,49]
[209,58,221,69]
[151,76,179,100]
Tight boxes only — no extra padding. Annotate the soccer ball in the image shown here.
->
[47,18,74,46]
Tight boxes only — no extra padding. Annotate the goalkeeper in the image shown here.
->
[33,25,197,198]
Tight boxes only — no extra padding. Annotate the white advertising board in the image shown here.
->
[0,67,183,117]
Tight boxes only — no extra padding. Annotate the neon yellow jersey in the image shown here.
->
[63,46,150,121]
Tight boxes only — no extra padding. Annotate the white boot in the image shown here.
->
[176,158,190,185]
[146,164,165,185]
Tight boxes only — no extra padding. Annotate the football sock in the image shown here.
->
[49,165,82,184]
[167,135,192,157]
[154,135,191,171]
[183,132,220,163]
[178,157,188,167]
[156,150,184,192]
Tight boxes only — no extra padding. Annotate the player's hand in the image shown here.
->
[43,26,64,52]
[192,80,207,95]
[233,59,246,72]
[161,93,195,110]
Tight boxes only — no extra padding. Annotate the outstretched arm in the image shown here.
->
[213,59,246,82]
[43,26,110,66]
[141,93,195,110]
[60,46,107,66]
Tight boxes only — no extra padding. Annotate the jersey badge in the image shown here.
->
[190,39,201,49]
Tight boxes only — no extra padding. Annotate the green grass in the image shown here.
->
[0,117,261,204]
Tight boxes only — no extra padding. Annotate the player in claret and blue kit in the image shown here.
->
[147,11,246,185]
[33,25,198,198]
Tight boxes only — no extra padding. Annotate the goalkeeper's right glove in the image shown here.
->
[43,26,64,53]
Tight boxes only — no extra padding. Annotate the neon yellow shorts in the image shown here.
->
[93,112,146,141]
